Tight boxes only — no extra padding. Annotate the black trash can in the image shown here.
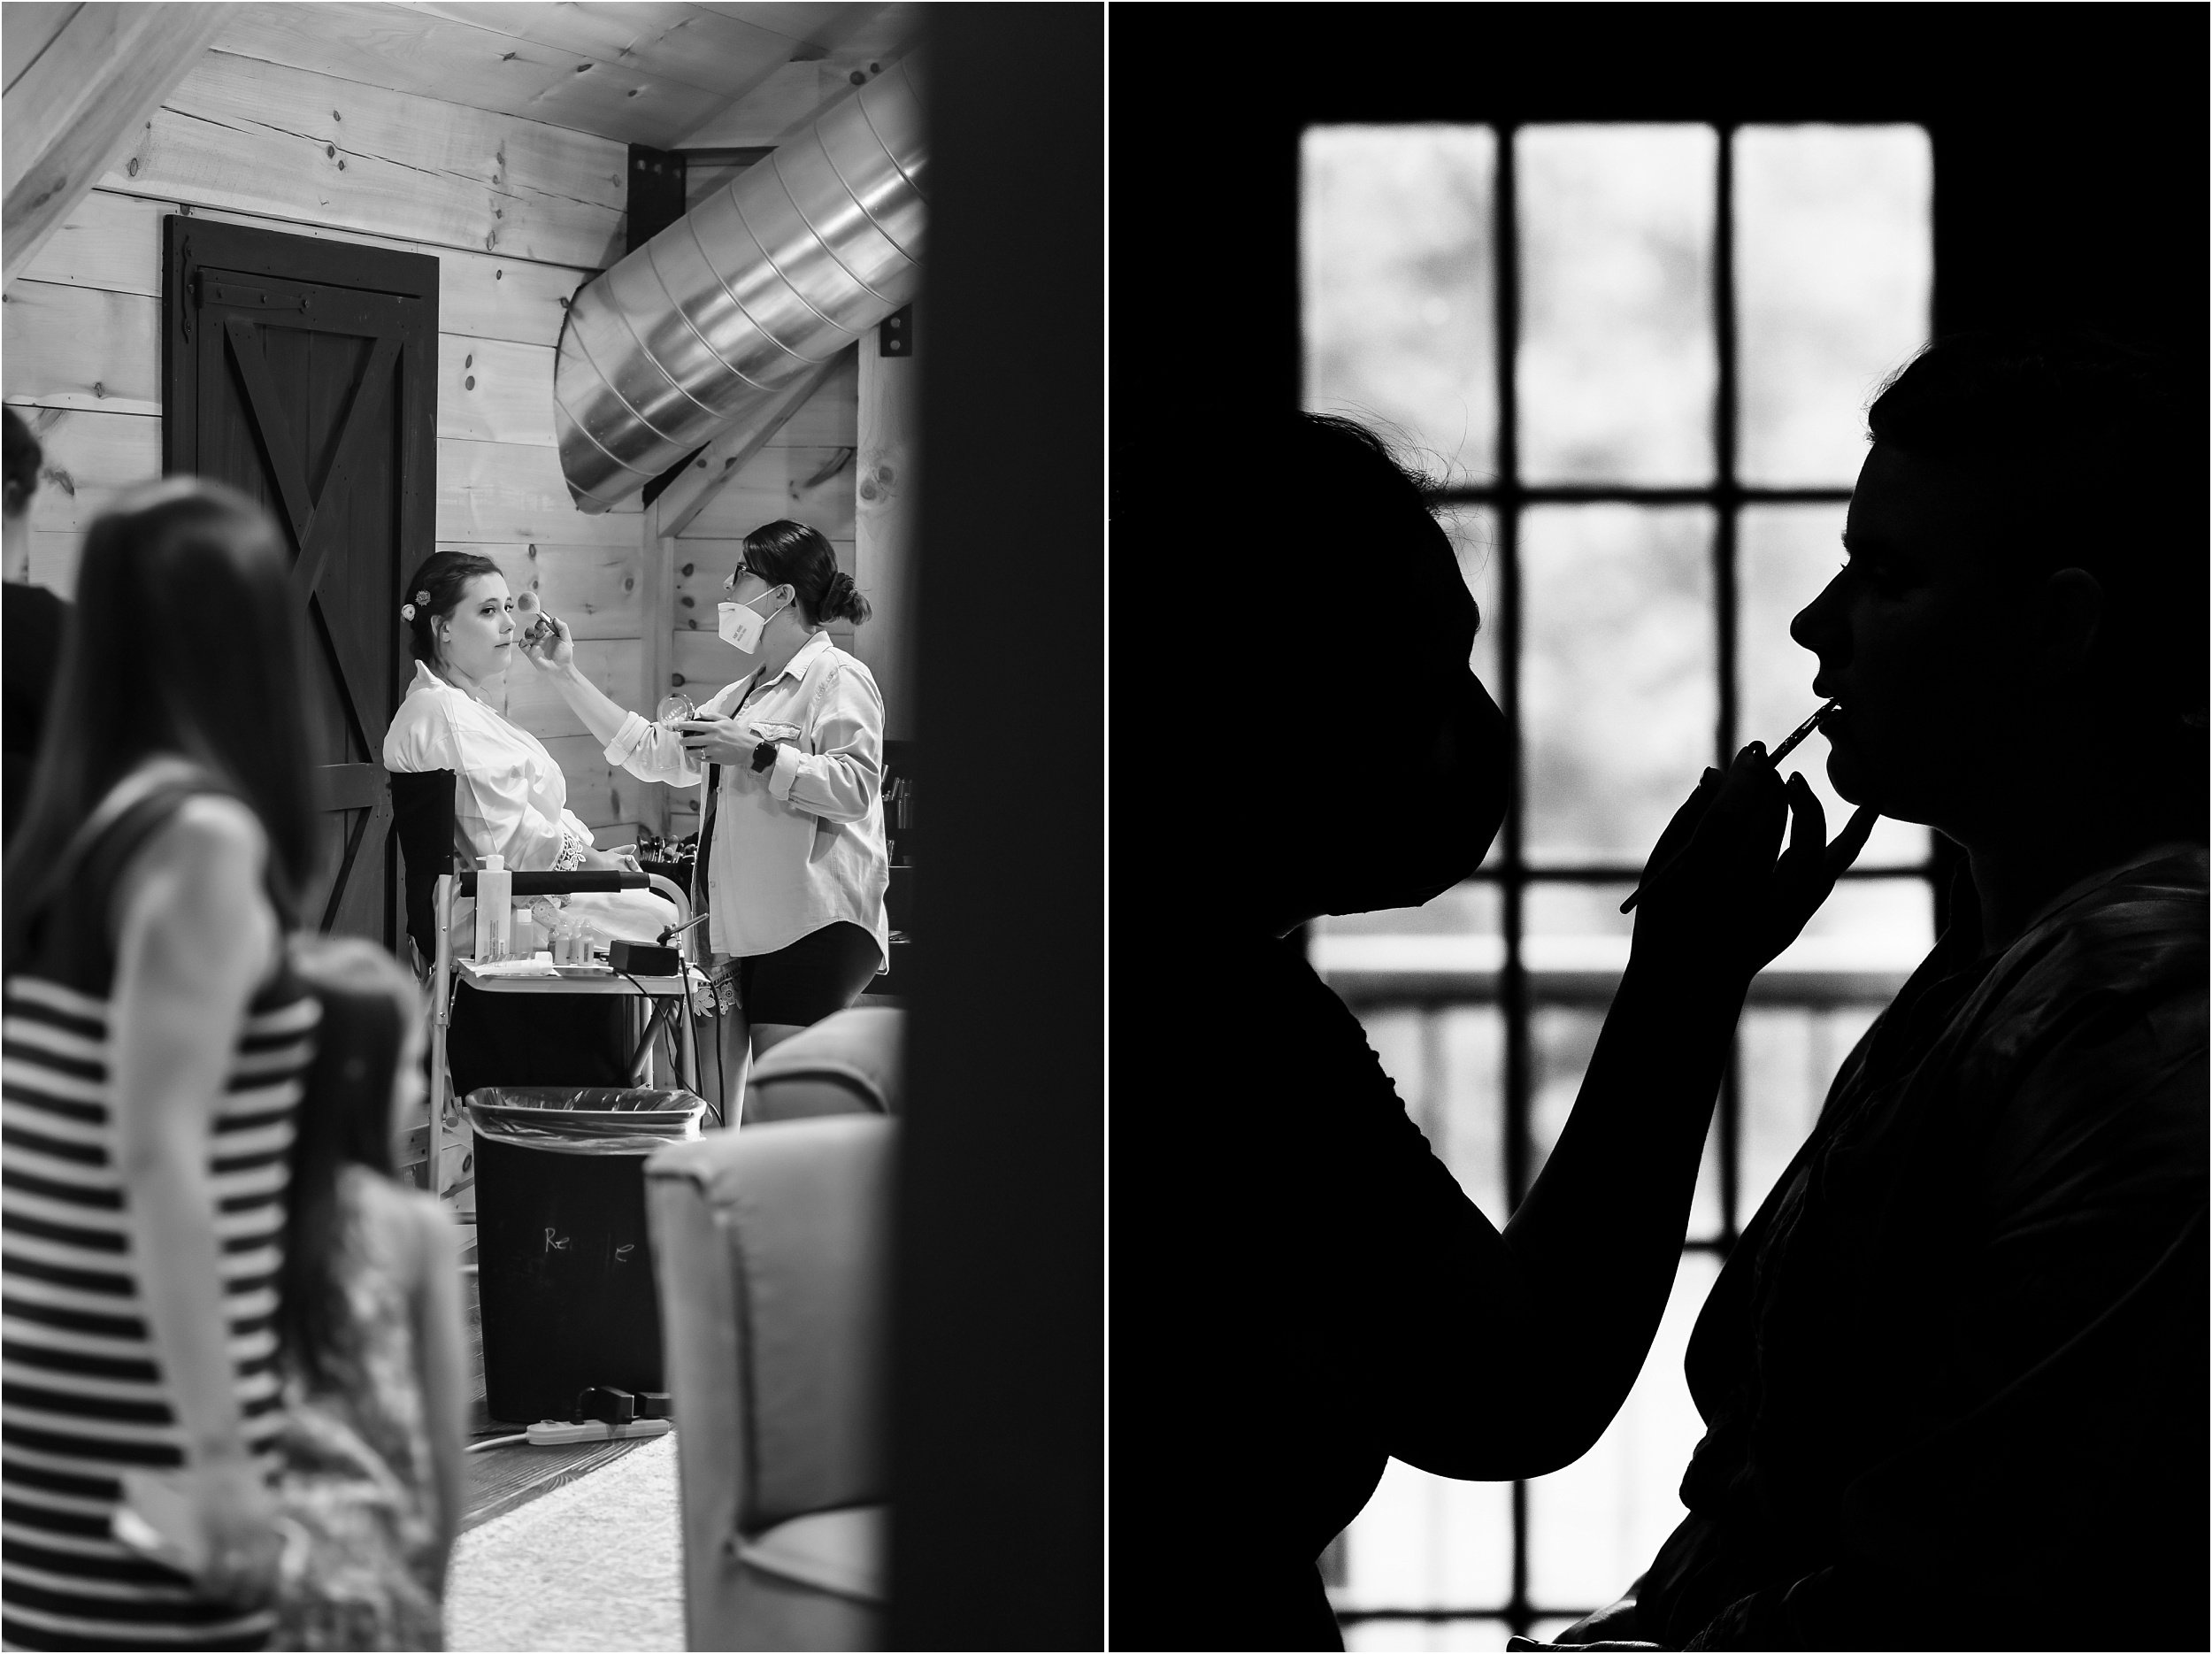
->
[465,1086,708,1424]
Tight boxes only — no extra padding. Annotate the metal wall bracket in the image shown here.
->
[626,144,688,254]
[879,304,914,358]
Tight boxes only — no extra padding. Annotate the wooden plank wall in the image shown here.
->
[856,325,917,742]
[2,42,862,850]
[657,348,860,838]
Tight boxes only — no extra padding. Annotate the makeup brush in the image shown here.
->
[515,589,562,646]
[1620,700,1841,913]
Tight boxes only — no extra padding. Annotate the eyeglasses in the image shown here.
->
[723,560,764,591]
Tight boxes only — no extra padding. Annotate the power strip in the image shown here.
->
[524,1419,673,1446]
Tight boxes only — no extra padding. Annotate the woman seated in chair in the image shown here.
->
[382,550,675,1097]
[1557,334,2206,1651]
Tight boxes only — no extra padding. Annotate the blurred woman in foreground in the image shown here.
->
[2,481,322,1647]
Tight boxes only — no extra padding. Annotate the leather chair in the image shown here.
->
[743,1005,904,1124]
[388,767,460,970]
[646,1116,895,1650]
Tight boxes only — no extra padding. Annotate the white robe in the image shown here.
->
[382,661,673,952]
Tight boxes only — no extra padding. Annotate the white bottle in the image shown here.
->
[476,854,512,962]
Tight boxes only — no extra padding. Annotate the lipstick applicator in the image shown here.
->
[1620,700,1841,913]
[1766,698,1840,767]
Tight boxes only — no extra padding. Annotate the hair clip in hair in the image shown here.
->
[413,589,431,606]
[399,603,416,620]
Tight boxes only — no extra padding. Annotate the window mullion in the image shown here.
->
[1715,122,1743,1252]
[1494,119,1538,1647]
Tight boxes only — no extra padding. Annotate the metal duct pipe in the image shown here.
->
[555,55,926,512]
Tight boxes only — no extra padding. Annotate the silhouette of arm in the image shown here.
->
[1367,954,1750,1481]
[1381,753,1860,1476]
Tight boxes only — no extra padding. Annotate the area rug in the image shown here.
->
[446,1434,683,1652]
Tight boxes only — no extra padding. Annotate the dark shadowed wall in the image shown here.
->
[890,7,1104,1649]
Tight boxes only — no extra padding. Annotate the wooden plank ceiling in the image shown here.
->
[203,1,923,151]
[2,4,232,286]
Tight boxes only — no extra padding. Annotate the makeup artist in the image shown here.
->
[519,519,889,1104]
[1112,412,1878,1651]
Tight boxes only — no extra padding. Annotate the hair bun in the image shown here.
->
[819,568,871,626]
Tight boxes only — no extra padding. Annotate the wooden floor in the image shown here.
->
[456,1222,654,1533]
[462,1434,655,1535]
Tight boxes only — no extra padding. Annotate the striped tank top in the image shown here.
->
[2,769,319,1650]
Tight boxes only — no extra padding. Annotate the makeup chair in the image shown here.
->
[388,768,709,1201]
[646,1114,895,1650]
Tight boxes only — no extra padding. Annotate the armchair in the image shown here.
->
[742,1004,904,1125]
[646,1116,895,1650]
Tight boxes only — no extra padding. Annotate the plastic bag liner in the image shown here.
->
[464,1087,706,1155]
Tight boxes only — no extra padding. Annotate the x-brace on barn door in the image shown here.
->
[164,217,438,945]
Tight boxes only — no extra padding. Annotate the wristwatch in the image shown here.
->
[749,739,778,774]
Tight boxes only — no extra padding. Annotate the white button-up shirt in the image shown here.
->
[383,660,595,868]
[606,630,890,963]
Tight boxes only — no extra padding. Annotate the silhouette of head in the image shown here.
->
[1215,413,1507,932]
[1793,333,2204,843]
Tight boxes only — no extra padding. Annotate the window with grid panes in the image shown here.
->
[1299,123,1934,1650]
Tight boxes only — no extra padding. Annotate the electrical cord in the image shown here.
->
[681,954,725,1128]
[710,994,726,1127]
[634,902,728,1127]
[611,967,665,1080]
[698,935,731,1128]
[612,964,718,1125]
[653,917,725,1127]
[465,1434,532,1454]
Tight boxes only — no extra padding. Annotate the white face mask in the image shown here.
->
[718,584,792,653]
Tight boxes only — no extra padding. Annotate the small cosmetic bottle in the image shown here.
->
[475,855,511,961]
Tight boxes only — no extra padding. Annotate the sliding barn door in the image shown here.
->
[164,217,436,943]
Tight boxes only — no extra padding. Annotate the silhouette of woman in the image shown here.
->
[1111,412,1877,1650]
[1560,333,2207,1651]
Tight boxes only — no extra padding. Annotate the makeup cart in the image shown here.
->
[391,770,712,1207]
